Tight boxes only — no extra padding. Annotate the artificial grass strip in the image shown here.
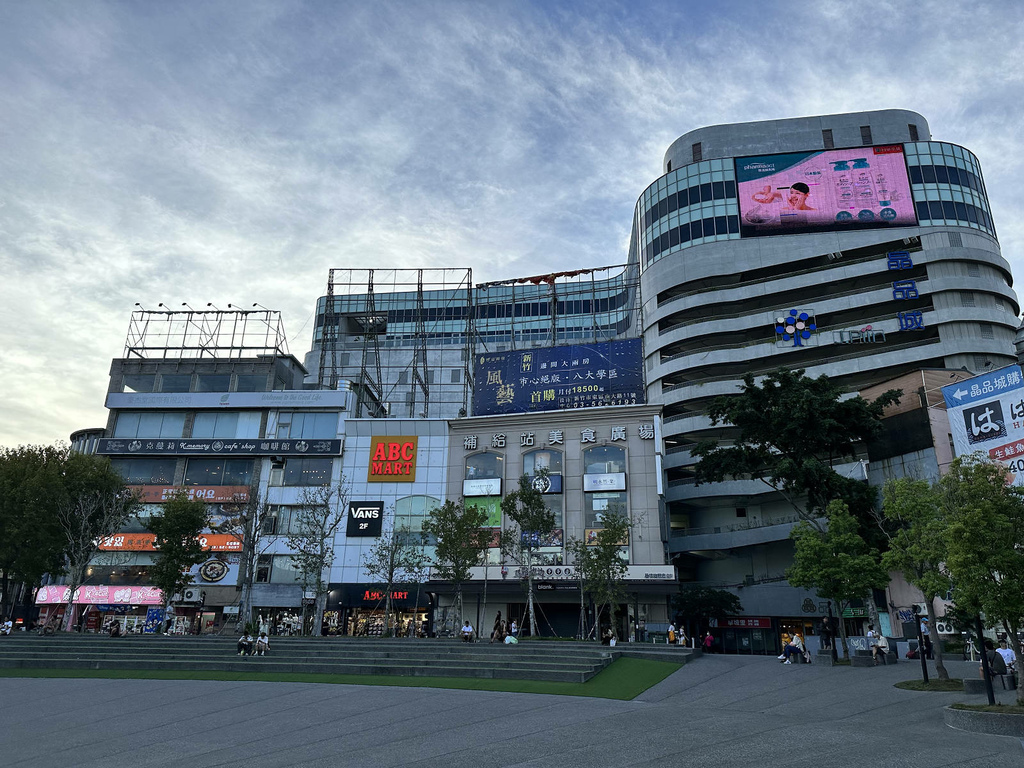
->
[0,657,680,701]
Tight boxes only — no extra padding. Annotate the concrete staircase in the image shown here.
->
[0,635,686,683]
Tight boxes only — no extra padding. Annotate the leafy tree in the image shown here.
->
[0,447,79,616]
[147,491,209,629]
[940,454,1024,704]
[672,584,743,641]
[361,514,428,637]
[879,477,952,680]
[286,484,348,635]
[224,484,273,630]
[787,499,888,658]
[423,499,490,634]
[693,369,900,525]
[500,474,556,637]
[567,509,630,640]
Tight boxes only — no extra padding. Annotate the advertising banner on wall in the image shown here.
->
[366,437,418,482]
[472,338,645,416]
[35,585,164,605]
[736,144,916,237]
[129,485,250,503]
[943,364,1024,484]
[188,554,241,585]
[466,496,502,527]
[98,532,243,552]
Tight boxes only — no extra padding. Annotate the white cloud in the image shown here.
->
[0,0,1021,446]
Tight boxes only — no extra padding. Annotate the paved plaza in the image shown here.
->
[1,655,1021,767]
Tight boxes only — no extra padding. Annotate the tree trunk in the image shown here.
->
[384,591,393,638]
[412,581,423,639]
[923,596,949,681]
[1011,621,1024,706]
[454,583,463,632]
[313,592,327,637]
[481,559,489,643]
[527,552,537,637]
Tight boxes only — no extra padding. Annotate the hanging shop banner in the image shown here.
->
[98,532,243,552]
[366,436,418,482]
[942,365,1024,484]
[472,338,645,416]
[128,485,250,503]
[35,585,164,606]
[97,438,342,456]
[347,502,385,537]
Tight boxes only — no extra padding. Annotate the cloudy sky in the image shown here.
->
[1,1,1022,447]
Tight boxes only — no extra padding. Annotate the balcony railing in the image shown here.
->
[669,513,807,538]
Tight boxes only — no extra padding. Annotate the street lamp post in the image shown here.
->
[913,606,928,684]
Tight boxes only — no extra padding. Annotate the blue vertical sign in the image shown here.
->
[472,338,645,416]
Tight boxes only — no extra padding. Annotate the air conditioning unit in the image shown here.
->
[935,620,956,635]
[181,587,202,604]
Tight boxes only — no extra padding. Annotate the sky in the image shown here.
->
[1,1,1022,448]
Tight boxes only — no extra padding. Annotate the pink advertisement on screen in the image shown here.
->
[736,145,916,236]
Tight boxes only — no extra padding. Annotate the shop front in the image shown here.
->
[331,584,432,637]
[35,585,165,633]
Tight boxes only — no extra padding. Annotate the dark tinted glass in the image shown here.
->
[712,181,725,200]
[160,374,191,392]
[915,201,930,221]
[688,186,700,206]
[724,180,736,198]
[691,219,703,239]
[928,201,944,219]
[946,167,961,186]
[921,165,936,183]
[715,216,727,235]
[934,165,949,184]
[667,194,678,214]
[955,202,968,220]
[942,201,956,219]
[699,183,712,202]
[908,166,923,184]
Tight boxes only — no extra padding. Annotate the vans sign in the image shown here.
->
[347,502,385,537]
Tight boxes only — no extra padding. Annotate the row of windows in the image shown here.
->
[914,200,994,233]
[122,373,281,394]
[465,446,627,479]
[642,180,737,230]
[111,456,334,487]
[644,216,741,264]
[113,410,337,440]
[908,163,987,196]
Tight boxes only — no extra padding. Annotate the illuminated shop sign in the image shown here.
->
[98,533,243,552]
[582,473,627,492]
[366,437,418,482]
[737,144,916,237]
[128,485,250,503]
[463,478,501,497]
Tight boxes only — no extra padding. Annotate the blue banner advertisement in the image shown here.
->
[472,339,645,416]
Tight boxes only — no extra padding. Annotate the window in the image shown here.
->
[395,495,440,539]
[822,129,834,149]
[965,262,980,278]
[279,457,332,486]
[961,291,976,308]
[523,449,562,476]
[122,374,155,393]
[908,123,920,142]
[235,374,268,392]
[691,142,702,162]
[183,458,254,486]
[544,495,564,529]
[980,324,994,340]
[397,371,409,385]
[465,452,504,480]
[192,412,240,439]
[275,412,337,440]
[583,445,626,475]
[450,369,461,384]
[255,554,273,583]
[110,458,177,485]
[860,125,873,146]
[196,374,230,392]
[159,374,192,393]
[269,555,303,584]
[666,160,672,173]
[265,505,306,535]
[585,491,627,528]
[113,411,185,439]
[736,507,748,518]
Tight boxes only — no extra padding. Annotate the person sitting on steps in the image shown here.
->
[255,632,270,656]
[872,634,890,665]
[779,632,805,664]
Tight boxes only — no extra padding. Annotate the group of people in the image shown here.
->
[779,631,811,664]
[237,631,271,656]
[487,612,519,644]
[666,623,690,648]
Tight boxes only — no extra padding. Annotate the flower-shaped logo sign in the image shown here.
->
[774,310,816,347]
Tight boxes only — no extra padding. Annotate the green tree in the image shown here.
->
[693,369,900,524]
[286,484,348,635]
[0,446,71,617]
[880,477,952,680]
[147,491,209,629]
[567,509,630,641]
[500,474,556,637]
[940,455,1024,705]
[361,514,428,637]
[672,585,743,641]
[423,499,490,634]
[787,499,888,658]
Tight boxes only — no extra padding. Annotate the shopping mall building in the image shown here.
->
[54,109,1017,651]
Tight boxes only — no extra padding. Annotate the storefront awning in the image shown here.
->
[35,585,164,606]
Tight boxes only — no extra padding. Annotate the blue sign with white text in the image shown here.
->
[941,365,1024,409]
[472,339,645,416]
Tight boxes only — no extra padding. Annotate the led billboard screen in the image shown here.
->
[736,144,916,237]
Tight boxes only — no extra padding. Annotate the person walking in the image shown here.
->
[703,632,714,653]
